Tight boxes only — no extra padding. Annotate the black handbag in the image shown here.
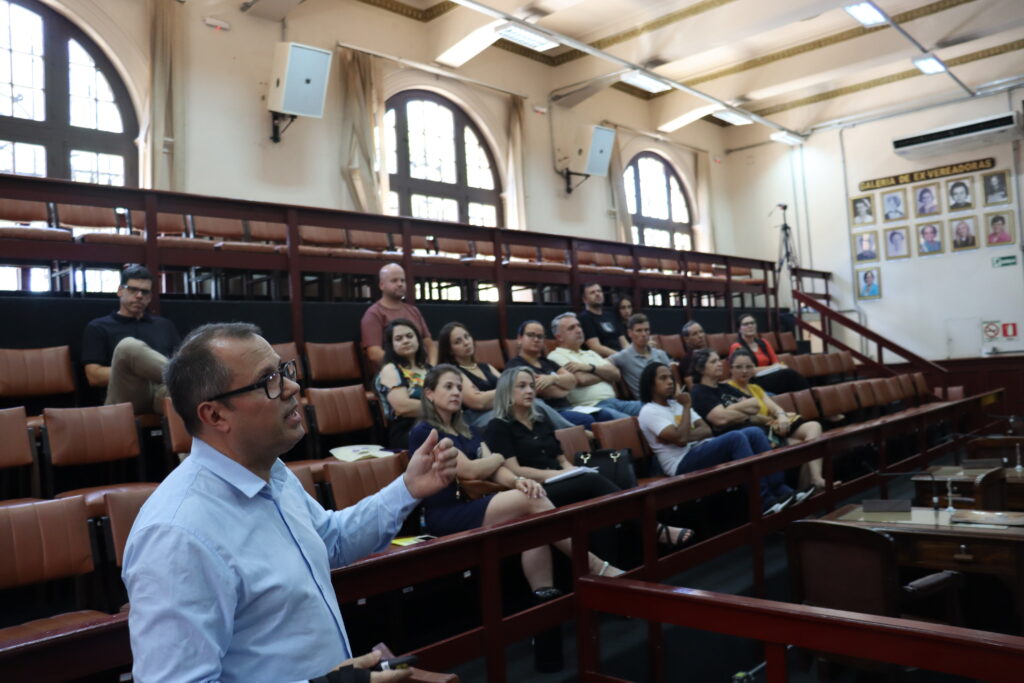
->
[574,448,638,490]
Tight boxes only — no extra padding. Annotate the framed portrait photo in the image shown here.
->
[852,230,879,263]
[984,211,1016,247]
[912,182,940,218]
[916,222,944,256]
[981,170,1012,207]
[945,176,973,212]
[883,226,910,260]
[881,188,907,222]
[948,216,979,251]
[850,194,875,226]
[855,267,881,300]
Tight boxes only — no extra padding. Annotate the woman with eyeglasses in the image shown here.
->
[374,318,431,449]
[436,321,577,431]
[485,367,694,550]
[727,314,808,394]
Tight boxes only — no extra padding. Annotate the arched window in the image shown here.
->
[623,152,692,250]
[0,0,138,185]
[383,90,502,227]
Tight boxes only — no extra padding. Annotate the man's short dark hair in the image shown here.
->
[165,322,262,435]
[582,282,601,294]
[627,313,648,330]
[121,264,154,286]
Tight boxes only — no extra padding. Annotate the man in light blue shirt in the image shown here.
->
[122,322,457,683]
[609,313,671,399]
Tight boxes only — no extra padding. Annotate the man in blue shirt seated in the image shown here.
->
[122,322,458,683]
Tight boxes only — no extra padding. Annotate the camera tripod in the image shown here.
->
[775,204,799,280]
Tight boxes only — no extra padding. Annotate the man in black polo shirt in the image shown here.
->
[577,283,626,358]
[81,264,180,414]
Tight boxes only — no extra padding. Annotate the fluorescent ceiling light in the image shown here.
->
[619,70,672,94]
[711,109,753,126]
[913,54,947,75]
[495,23,559,52]
[843,2,887,26]
[436,21,502,67]
[658,104,722,132]
[770,131,806,145]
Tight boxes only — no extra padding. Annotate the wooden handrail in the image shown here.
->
[576,577,1024,682]
[792,290,949,376]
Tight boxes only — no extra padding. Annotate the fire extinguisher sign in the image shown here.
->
[982,321,1020,343]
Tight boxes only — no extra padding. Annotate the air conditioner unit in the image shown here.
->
[892,111,1022,159]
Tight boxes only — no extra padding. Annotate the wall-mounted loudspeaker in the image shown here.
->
[267,42,332,118]
[568,125,615,177]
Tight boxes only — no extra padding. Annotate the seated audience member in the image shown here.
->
[360,263,433,366]
[408,365,621,579]
[578,283,627,357]
[727,314,809,394]
[81,264,181,414]
[638,361,794,514]
[485,367,693,547]
[374,318,432,449]
[123,322,458,682]
[547,313,642,419]
[679,320,708,371]
[727,349,825,490]
[610,313,671,398]
[436,321,575,430]
[503,320,598,428]
[611,295,634,341]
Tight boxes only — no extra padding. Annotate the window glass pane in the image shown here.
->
[674,232,692,251]
[638,156,669,219]
[29,266,49,292]
[68,40,122,132]
[0,265,18,290]
[70,149,125,185]
[0,1,45,122]
[0,139,45,176]
[467,202,497,227]
[670,176,690,223]
[464,127,494,190]
[630,225,639,244]
[385,191,399,216]
[643,227,671,248]
[406,99,456,184]
[383,108,396,175]
[623,165,637,215]
[410,194,458,222]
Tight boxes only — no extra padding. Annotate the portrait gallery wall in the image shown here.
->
[848,157,1017,302]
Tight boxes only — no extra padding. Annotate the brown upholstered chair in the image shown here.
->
[0,497,116,643]
[868,378,899,408]
[760,331,779,351]
[323,453,408,509]
[502,339,519,359]
[790,390,821,421]
[911,372,930,399]
[42,403,153,510]
[474,339,505,371]
[103,485,159,568]
[655,334,685,361]
[285,463,320,501]
[161,396,192,460]
[777,332,798,353]
[555,425,590,465]
[0,406,37,499]
[57,203,140,245]
[0,345,77,433]
[305,385,377,458]
[270,341,306,381]
[837,350,856,379]
[896,374,917,404]
[786,353,814,378]
[705,333,732,358]
[811,385,847,420]
[305,342,367,397]
[590,417,660,484]
[771,393,795,414]
[787,519,963,674]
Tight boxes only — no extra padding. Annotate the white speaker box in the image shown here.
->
[568,124,615,177]
[267,42,332,118]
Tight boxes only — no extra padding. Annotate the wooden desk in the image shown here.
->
[912,465,1006,510]
[823,505,1024,632]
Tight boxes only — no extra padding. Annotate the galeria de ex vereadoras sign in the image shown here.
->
[858,158,995,192]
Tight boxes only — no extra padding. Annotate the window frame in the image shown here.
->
[385,89,503,226]
[624,151,693,249]
[0,0,138,185]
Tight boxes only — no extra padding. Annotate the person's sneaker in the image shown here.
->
[794,485,817,504]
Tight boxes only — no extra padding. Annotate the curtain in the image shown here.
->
[146,0,183,190]
[502,96,526,229]
[607,128,631,243]
[338,48,385,213]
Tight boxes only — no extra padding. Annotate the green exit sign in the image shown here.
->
[992,255,1017,268]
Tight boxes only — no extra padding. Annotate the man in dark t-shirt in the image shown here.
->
[578,283,626,358]
[81,264,180,414]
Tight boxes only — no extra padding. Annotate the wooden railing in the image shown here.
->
[0,391,1003,682]
[576,576,1024,682]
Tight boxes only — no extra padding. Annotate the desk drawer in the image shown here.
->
[900,538,1015,574]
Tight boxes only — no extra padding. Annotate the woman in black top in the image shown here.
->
[689,348,766,435]
[437,321,573,431]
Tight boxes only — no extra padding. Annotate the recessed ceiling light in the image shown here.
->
[619,70,672,94]
[843,2,887,27]
[494,23,559,52]
[711,109,753,126]
[770,131,806,145]
[913,54,947,75]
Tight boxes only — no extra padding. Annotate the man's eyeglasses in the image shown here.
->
[206,360,298,402]
[123,285,152,296]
